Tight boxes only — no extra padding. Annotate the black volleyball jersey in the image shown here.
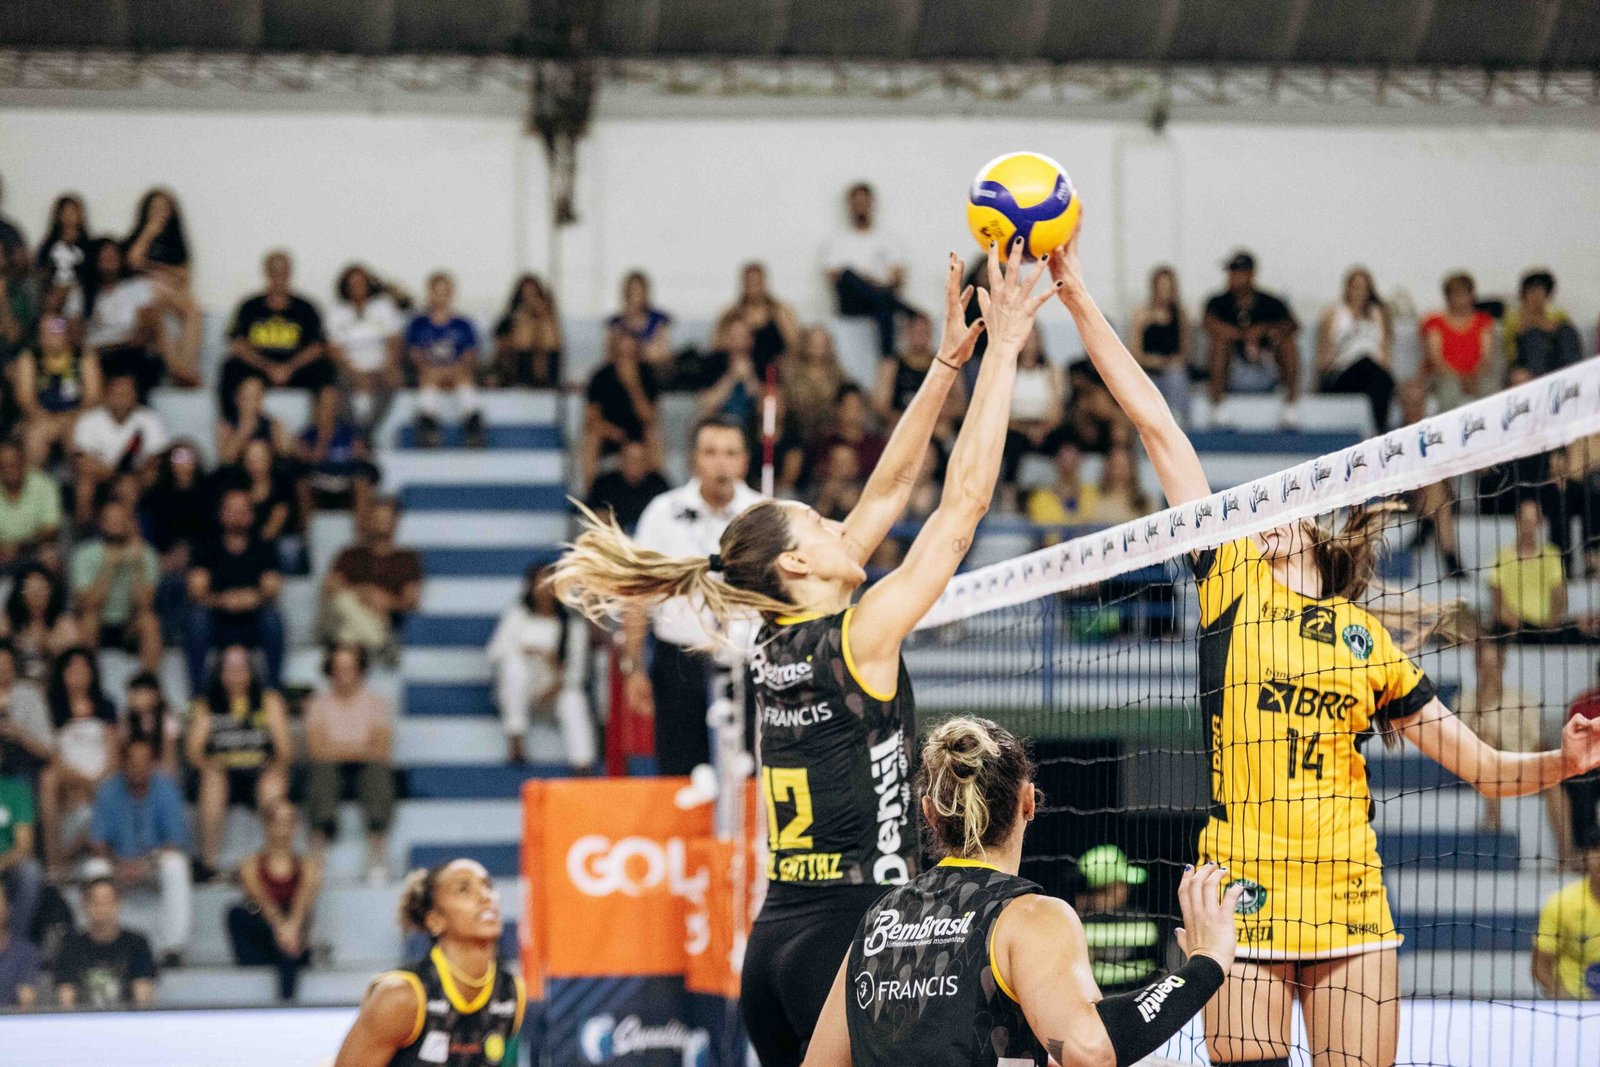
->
[753,608,918,888]
[380,947,525,1067]
[846,859,1048,1067]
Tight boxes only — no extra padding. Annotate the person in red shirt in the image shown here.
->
[1568,671,1600,854]
[1421,272,1496,411]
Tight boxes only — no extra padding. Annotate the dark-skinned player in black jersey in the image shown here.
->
[334,859,525,1067]
[553,236,1058,1066]
[805,717,1241,1067]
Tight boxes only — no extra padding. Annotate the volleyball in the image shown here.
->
[965,151,1081,260]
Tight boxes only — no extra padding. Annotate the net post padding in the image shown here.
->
[917,358,1600,630]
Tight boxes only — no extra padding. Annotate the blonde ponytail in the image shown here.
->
[550,502,799,628]
[919,717,1035,859]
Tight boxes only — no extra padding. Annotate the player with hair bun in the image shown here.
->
[805,716,1241,1067]
[334,859,524,1067]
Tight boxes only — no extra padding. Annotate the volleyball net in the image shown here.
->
[898,359,1600,1065]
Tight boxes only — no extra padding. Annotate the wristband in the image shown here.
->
[1093,954,1226,1067]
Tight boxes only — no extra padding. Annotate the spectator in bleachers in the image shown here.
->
[1506,269,1582,383]
[718,262,799,378]
[220,438,298,571]
[1088,444,1152,526]
[812,442,864,522]
[122,672,180,780]
[1315,266,1396,434]
[489,565,595,769]
[1488,497,1571,642]
[1421,271,1496,410]
[607,269,673,375]
[810,383,885,488]
[0,882,40,1009]
[3,564,80,681]
[0,640,56,785]
[185,487,286,692]
[221,250,333,419]
[121,189,201,387]
[1559,433,1600,577]
[39,647,116,874]
[696,318,762,427]
[1060,357,1132,455]
[0,174,26,261]
[142,442,211,640]
[54,877,157,1008]
[873,312,962,430]
[823,181,918,357]
[80,239,167,397]
[1201,250,1302,428]
[326,264,405,434]
[71,497,162,674]
[1397,379,1466,580]
[1000,328,1064,510]
[34,193,90,316]
[0,227,40,366]
[228,798,320,1001]
[15,313,101,468]
[304,644,394,884]
[580,329,661,493]
[584,438,668,535]
[70,370,169,527]
[1532,845,1600,999]
[186,644,292,882]
[90,736,191,965]
[405,270,485,449]
[0,440,63,571]
[1565,675,1600,852]
[320,497,422,666]
[492,273,562,388]
[0,743,41,944]
[1026,438,1099,543]
[1127,265,1193,427]
[781,325,847,456]
[217,374,291,465]
[297,384,378,517]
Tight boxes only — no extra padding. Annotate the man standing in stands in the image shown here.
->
[823,182,921,357]
[620,416,762,776]
[1201,251,1302,428]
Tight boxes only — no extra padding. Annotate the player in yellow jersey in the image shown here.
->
[1047,231,1600,1067]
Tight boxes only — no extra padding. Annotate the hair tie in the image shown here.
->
[707,553,724,573]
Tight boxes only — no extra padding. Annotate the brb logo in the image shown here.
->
[566,835,709,900]
[580,1014,710,1067]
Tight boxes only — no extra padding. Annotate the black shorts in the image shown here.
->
[739,884,885,1067]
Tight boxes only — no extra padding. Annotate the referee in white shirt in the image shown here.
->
[621,415,764,775]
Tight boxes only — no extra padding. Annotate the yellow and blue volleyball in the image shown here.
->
[965,151,1081,260]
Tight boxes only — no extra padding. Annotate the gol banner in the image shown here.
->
[522,778,712,980]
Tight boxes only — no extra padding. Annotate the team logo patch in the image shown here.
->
[485,1033,506,1064]
[1342,624,1374,660]
[1299,606,1336,645]
[1228,878,1267,915]
[854,971,875,1009]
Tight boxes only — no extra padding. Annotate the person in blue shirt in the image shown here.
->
[404,272,485,449]
[90,736,192,964]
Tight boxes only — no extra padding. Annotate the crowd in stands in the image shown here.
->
[0,164,1597,1011]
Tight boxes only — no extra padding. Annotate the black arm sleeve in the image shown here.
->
[1093,955,1226,1067]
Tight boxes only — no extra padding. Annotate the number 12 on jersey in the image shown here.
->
[762,766,815,850]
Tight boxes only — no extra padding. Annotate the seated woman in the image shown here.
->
[492,274,563,388]
[140,441,213,640]
[1315,266,1396,434]
[121,188,201,386]
[38,647,117,876]
[297,384,380,516]
[607,270,673,376]
[1000,327,1063,510]
[185,645,292,882]
[217,374,291,465]
[122,671,182,780]
[325,264,405,433]
[0,564,81,683]
[15,314,101,468]
[228,799,322,1002]
[78,238,166,397]
[488,566,594,769]
[219,438,301,573]
[716,262,800,379]
[34,194,91,318]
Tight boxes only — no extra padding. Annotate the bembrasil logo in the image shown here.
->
[580,1014,710,1067]
[861,908,976,957]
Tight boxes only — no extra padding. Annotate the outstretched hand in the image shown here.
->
[1174,862,1244,973]
[935,252,984,369]
[975,236,1058,355]
[1561,714,1600,778]
[1048,228,1085,300]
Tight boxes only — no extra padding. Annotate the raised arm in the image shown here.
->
[1398,697,1600,798]
[1050,234,1210,508]
[848,240,1054,691]
[841,254,983,564]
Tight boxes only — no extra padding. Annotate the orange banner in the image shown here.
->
[521,778,713,979]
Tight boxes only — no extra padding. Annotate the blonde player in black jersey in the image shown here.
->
[1047,230,1600,1067]
[805,717,1242,1067]
[554,238,1057,1066]
[334,860,525,1067]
